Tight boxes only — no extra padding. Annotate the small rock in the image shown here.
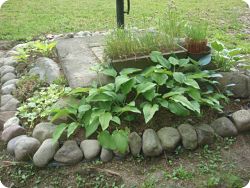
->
[7,135,27,155]
[196,124,215,146]
[1,94,14,106]
[2,79,19,87]
[54,140,83,164]
[157,127,181,152]
[32,122,56,142]
[0,97,19,111]
[142,129,162,157]
[29,57,60,83]
[210,117,238,137]
[128,132,142,156]
[66,33,74,38]
[232,110,250,132]
[4,50,18,57]
[33,139,59,167]
[178,124,198,150]
[100,148,113,162]
[1,72,16,84]
[80,140,101,160]
[1,84,16,95]
[0,111,17,130]
[3,56,17,66]
[0,65,15,76]
[15,137,40,161]
[3,116,20,130]
[1,124,26,142]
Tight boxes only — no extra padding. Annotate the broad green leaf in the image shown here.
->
[143,89,159,101]
[136,82,156,94]
[87,93,113,102]
[53,123,67,142]
[112,116,121,125]
[170,95,198,112]
[103,68,117,78]
[114,105,141,114]
[173,72,186,83]
[115,75,130,92]
[211,41,224,52]
[156,98,169,108]
[51,109,71,123]
[179,59,190,67]
[168,102,190,116]
[188,88,201,100]
[142,103,159,123]
[120,68,141,75]
[150,51,162,62]
[163,87,187,98]
[85,118,99,138]
[67,122,79,138]
[98,130,116,150]
[69,88,90,95]
[151,72,168,85]
[112,130,129,153]
[99,112,112,131]
[78,104,91,113]
[184,78,200,89]
[169,57,179,66]
[101,83,115,91]
[121,78,135,94]
[228,48,241,56]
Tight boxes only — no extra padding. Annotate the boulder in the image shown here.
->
[3,116,20,130]
[0,65,15,76]
[33,139,59,167]
[14,137,40,161]
[142,129,162,157]
[0,97,19,111]
[0,111,17,130]
[32,122,56,142]
[1,72,16,84]
[196,124,215,146]
[100,148,113,162]
[210,117,238,137]
[1,84,16,95]
[7,135,28,155]
[80,140,101,160]
[1,124,26,142]
[128,132,142,156]
[3,56,17,66]
[29,57,60,83]
[232,110,250,132]
[1,94,14,106]
[54,140,83,164]
[2,79,19,87]
[178,124,198,150]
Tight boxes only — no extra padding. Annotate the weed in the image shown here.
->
[171,165,194,180]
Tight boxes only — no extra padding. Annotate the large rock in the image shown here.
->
[142,129,162,157]
[54,140,83,164]
[196,124,215,146]
[1,124,26,142]
[3,56,17,66]
[32,122,56,142]
[1,84,16,95]
[0,65,15,76]
[80,139,101,160]
[1,94,14,106]
[29,57,60,83]
[211,117,238,137]
[7,135,28,155]
[33,139,59,167]
[217,72,250,98]
[0,111,17,130]
[128,132,142,156]
[232,110,250,132]
[178,124,198,150]
[0,97,19,111]
[157,127,181,152]
[1,72,16,84]
[100,148,113,162]
[3,116,20,130]
[14,137,40,161]
[2,79,19,87]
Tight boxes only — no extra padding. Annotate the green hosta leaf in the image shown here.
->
[150,51,162,62]
[188,88,201,100]
[184,78,200,89]
[211,41,224,52]
[103,68,117,78]
[85,117,99,138]
[173,72,186,83]
[98,130,116,150]
[78,104,91,113]
[163,87,187,98]
[136,82,156,95]
[169,57,179,66]
[53,123,67,142]
[142,103,159,123]
[115,75,130,92]
[179,59,190,67]
[101,83,115,91]
[67,122,79,138]
[190,101,200,114]
[170,95,199,113]
[228,48,241,56]
[168,102,190,116]
[99,112,112,131]
[69,88,90,95]
[120,68,141,75]
[51,109,71,123]
[112,116,121,125]
[87,93,113,102]
[120,78,135,94]
[151,72,168,85]
[187,71,209,79]
[112,130,129,153]
[156,98,169,108]
[143,89,159,101]
[114,105,141,114]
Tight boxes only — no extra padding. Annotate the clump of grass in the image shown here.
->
[185,21,208,41]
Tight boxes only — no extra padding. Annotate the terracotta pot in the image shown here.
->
[185,38,208,54]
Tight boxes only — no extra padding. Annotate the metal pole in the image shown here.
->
[116,0,124,28]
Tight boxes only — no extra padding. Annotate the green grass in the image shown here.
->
[0,0,249,52]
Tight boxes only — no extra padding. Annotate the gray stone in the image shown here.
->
[0,111,17,130]
[1,72,16,84]
[32,122,56,142]
[1,94,14,106]
[0,41,15,50]
[178,124,198,150]
[100,148,113,162]
[3,116,20,130]
[0,97,19,111]
[210,117,238,137]
[29,57,60,83]
[114,148,130,158]
[11,43,28,51]
[2,79,19,87]
[75,31,91,37]
[157,127,181,152]
[33,139,59,167]
[196,124,215,146]
[3,56,17,66]
[54,140,83,164]
[232,110,250,132]
[56,38,111,88]
[7,135,28,155]
[1,84,16,95]
[128,132,142,156]
[80,139,101,160]
[142,129,162,157]
[1,124,26,142]
[5,50,19,57]
[14,137,40,161]
[0,65,15,76]
[217,72,250,98]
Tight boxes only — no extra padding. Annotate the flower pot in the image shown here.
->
[185,38,208,53]
[188,46,211,61]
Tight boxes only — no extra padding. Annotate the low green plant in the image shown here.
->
[51,52,226,153]
[17,84,70,127]
[171,166,194,180]
[33,40,57,57]
[211,41,242,71]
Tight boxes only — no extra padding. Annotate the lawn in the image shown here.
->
[0,0,249,52]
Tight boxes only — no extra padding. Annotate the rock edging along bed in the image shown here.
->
[1,32,250,167]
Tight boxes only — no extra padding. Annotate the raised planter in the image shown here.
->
[188,46,211,61]
[110,45,188,72]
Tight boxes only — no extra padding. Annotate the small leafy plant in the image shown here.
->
[33,40,57,57]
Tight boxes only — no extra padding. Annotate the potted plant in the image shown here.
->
[185,21,211,61]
